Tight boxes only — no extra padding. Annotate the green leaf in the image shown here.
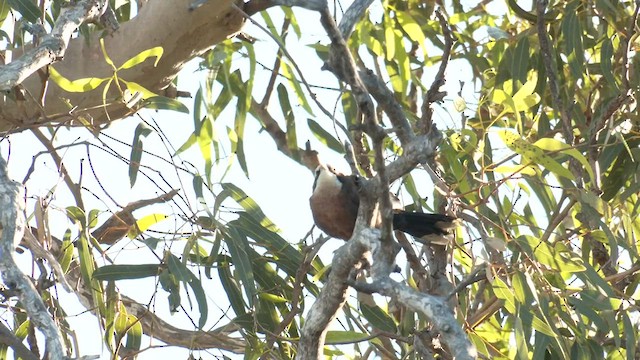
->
[531,314,556,337]
[58,233,74,273]
[562,2,585,80]
[499,130,574,180]
[226,227,257,308]
[119,46,163,70]
[93,264,160,281]
[144,96,189,113]
[0,0,10,24]
[129,122,153,187]
[622,312,636,358]
[221,183,277,230]
[277,84,299,161]
[281,60,313,115]
[218,257,247,317]
[88,209,100,229]
[185,269,209,328]
[128,213,167,238]
[511,75,540,112]
[325,331,371,345]
[49,66,108,93]
[383,15,396,61]
[511,271,528,304]
[121,79,158,100]
[515,314,529,360]
[7,0,41,23]
[396,11,426,56]
[174,133,197,156]
[511,35,530,84]
[232,212,303,277]
[166,252,191,282]
[534,138,595,184]
[66,206,86,228]
[493,277,516,313]
[104,281,117,347]
[258,292,289,303]
[226,71,249,177]
[78,232,103,311]
[307,118,343,153]
[123,314,142,351]
[360,303,396,333]
[100,38,116,68]
[600,37,617,88]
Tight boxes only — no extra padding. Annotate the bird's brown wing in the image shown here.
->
[309,173,360,240]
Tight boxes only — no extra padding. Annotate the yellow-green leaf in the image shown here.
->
[49,66,108,92]
[127,213,168,238]
[119,46,164,70]
[121,80,158,99]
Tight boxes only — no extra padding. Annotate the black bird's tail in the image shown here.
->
[392,211,457,245]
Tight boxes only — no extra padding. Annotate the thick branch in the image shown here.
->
[0,0,108,91]
[385,281,475,359]
[337,0,375,39]
[297,228,375,359]
[0,0,245,133]
[0,157,66,359]
[351,278,476,359]
[359,69,415,145]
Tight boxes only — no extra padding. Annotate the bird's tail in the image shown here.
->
[392,211,458,245]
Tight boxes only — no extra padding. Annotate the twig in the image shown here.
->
[31,128,84,208]
[298,228,373,358]
[446,266,485,301]
[540,195,577,244]
[233,3,351,139]
[420,9,453,133]
[21,229,72,292]
[395,231,429,291]
[536,0,573,143]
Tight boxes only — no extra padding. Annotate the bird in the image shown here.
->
[309,164,457,244]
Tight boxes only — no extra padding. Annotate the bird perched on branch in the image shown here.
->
[309,164,457,244]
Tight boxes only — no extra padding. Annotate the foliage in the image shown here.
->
[0,0,639,359]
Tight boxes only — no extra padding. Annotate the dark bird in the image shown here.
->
[309,164,457,243]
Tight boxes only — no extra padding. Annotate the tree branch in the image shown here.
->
[40,229,246,354]
[337,0,375,39]
[298,228,376,359]
[0,0,109,91]
[1,0,245,133]
[351,278,477,359]
[420,9,453,133]
[0,157,66,359]
[0,322,39,360]
[536,0,573,144]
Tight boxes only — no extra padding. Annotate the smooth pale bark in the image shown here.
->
[0,0,245,133]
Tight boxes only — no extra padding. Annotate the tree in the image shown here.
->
[0,0,638,359]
